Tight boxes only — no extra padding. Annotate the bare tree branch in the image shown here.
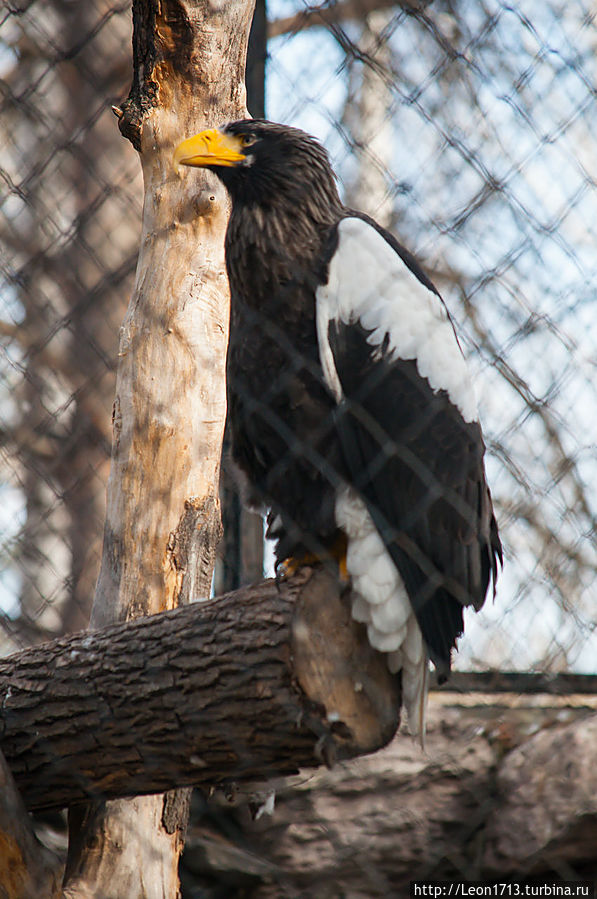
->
[268,0,431,40]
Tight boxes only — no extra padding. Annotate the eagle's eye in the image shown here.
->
[239,134,256,148]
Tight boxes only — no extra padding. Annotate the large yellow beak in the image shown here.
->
[173,128,246,168]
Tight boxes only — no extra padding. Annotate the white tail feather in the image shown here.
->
[338,486,431,742]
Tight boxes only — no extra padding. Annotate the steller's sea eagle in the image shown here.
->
[174,120,502,735]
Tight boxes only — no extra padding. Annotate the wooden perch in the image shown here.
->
[0,568,400,813]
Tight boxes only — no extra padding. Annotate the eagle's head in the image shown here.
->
[174,119,343,221]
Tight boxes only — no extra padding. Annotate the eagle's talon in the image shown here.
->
[276,558,295,580]
[338,553,349,585]
[277,554,315,579]
[278,546,349,582]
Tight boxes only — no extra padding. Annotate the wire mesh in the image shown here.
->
[1,0,140,650]
[1,0,597,893]
[265,0,597,675]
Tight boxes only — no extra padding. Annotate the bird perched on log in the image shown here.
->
[174,120,502,735]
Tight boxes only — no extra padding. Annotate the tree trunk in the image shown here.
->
[213,697,597,896]
[63,2,256,896]
[214,0,266,596]
[0,749,61,899]
[247,0,267,119]
[344,9,394,228]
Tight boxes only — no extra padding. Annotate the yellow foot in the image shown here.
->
[277,552,320,579]
[278,534,350,583]
[338,553,349,585]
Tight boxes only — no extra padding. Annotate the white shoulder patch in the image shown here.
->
[316,216,477,423]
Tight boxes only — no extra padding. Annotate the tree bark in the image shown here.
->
[213,697,597,896]
[63,1,256,896]
[0,750,61,899]
[0,569,400,814]
[3,609,597,895]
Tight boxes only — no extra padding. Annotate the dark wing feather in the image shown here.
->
[326,266,501,677]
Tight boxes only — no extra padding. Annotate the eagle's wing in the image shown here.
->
[316,216,501,676]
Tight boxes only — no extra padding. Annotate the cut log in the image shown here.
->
[0,569,400,813]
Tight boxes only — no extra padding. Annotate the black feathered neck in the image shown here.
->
[215,120,345,305]
[216,120,344,225]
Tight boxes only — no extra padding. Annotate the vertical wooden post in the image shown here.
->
[63,2,255,895]
[215,0,267,595]
[246,0,267,118]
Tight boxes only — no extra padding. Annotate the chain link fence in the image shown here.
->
[1,0,140,649]
[2,0,597,893]
[267,0,597,676]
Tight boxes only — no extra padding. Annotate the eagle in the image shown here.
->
[174,120,502,734]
